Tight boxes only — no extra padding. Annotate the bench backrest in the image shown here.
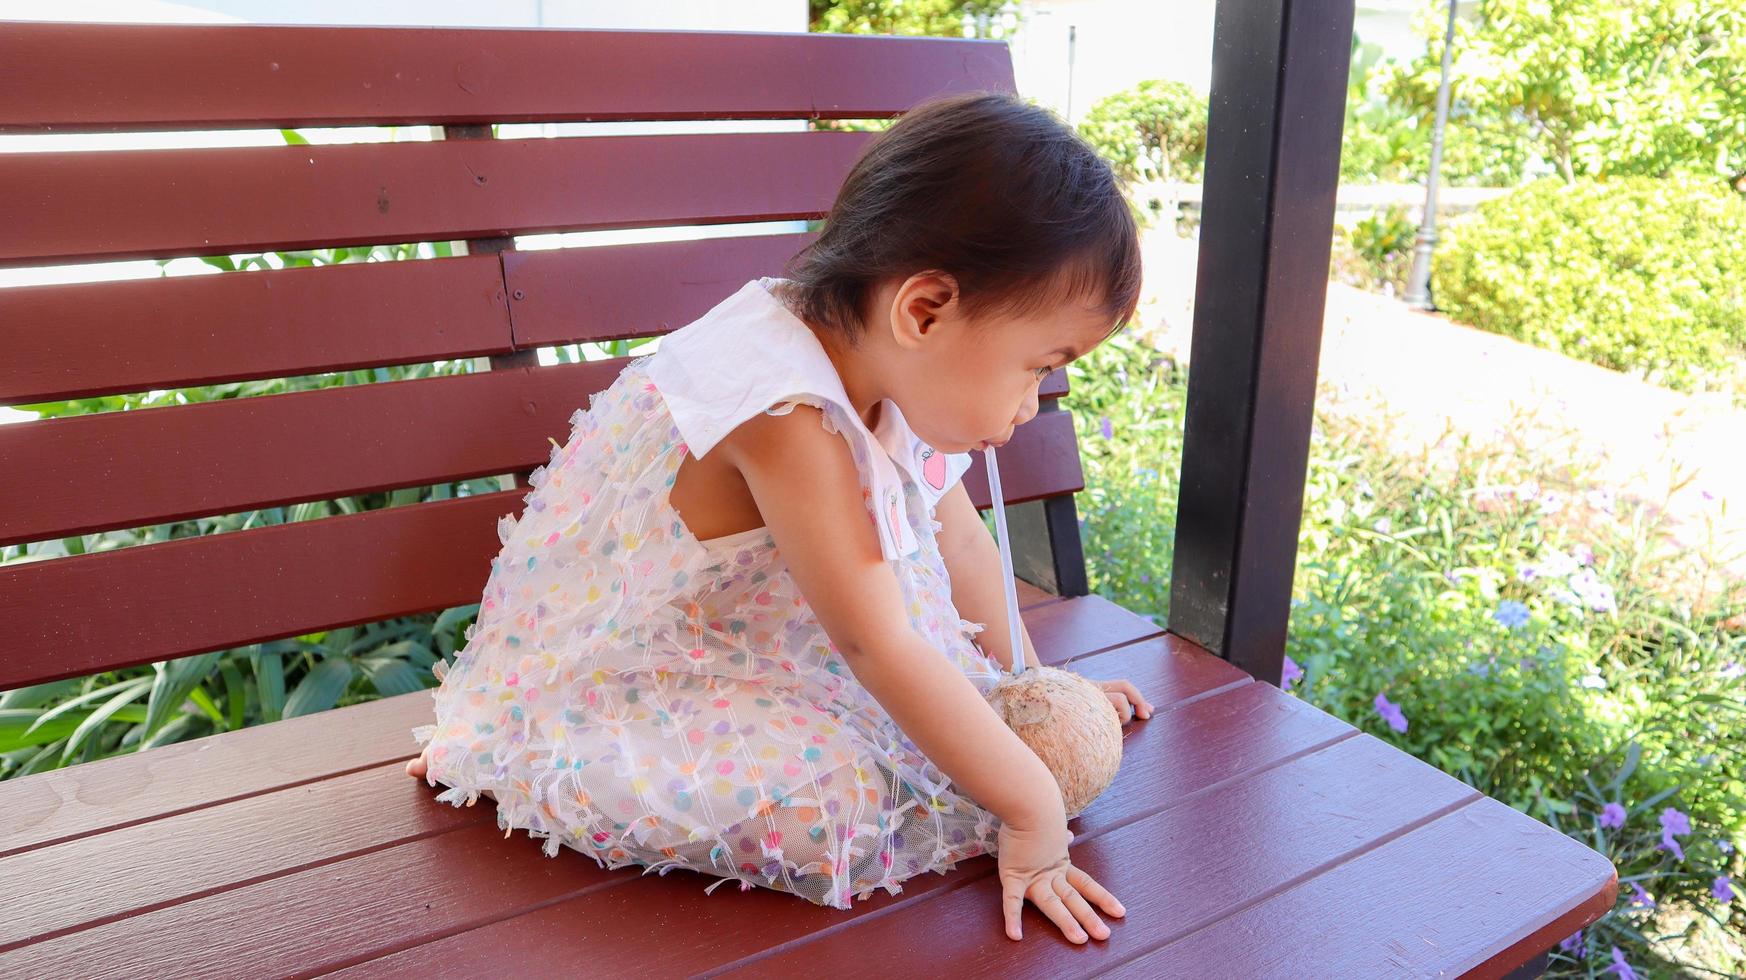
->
[0,22,1090,693]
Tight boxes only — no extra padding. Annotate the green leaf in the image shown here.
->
[187,686,228,730]
[251,649,286,723]
[60,678,153,764]
[280,129,310,146]
[0,678,83,710]
[220,661,248,731]
[361,657,425,698]
[283,658,355,718]
[25,677,152,737]
[143,651,223,742]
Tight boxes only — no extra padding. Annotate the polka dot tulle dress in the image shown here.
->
[411,277,1009,909]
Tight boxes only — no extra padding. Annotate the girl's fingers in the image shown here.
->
[1004,884,1025,940]
[1068,864,1126,918]
[1029,879,1088,943]
[1113,680,1153,717]
[1054,874,1110,940]
[1106,691,1134,723]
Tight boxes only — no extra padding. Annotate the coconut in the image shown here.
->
[986,665,1123,819]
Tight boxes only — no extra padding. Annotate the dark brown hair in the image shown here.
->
[780,90,1143,347]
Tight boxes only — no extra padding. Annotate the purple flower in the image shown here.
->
[1721,661,1744,681]
[1281,655,1304,691]
[1099,416,1113,440]
[1715,875,1735,902]
[1659,807,1691,861]
[1558,928,1585,958]
[1604,946,1638,980]
[1492,599,1531,629]
[1373,691,1409,733]
[1628,881,1655,909]
[1599,802,1626,829]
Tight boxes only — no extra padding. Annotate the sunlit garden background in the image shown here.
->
[2,1,1742,975]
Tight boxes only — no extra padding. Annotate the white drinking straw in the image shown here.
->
[984,446,1029,674]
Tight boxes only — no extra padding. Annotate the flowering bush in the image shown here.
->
[1068,331,1745,975]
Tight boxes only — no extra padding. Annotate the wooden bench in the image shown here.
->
[0,15,1616,978]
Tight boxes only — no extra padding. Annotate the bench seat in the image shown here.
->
[0,584,1614,977]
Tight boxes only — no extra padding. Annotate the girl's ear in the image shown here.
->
[888,272,959,351]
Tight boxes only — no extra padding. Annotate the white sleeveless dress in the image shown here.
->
[412,277,1009,909]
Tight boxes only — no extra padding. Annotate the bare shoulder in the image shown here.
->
[715,401,907,658]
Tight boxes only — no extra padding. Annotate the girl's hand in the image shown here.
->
[1096,679,1153,724]
[997,810,1125,942]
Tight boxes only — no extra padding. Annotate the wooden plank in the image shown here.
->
[0,595,1126,854]
[1,131,872,268]
[3,403,1082,688]
[0,598,1174,972]
[1014,594,1163,664]
[0,24,1015,133]
[0,762,481,950]
[0,691,434,858]
[325,668,1367,978]
[502,234,814,348]
[0,361,617,548]
[1,492,509,690]
[1014,578,1059,611]
[710,734,1474,978]
[1106,797,1617,979]
[0,253,512,407]
[963,411,1083,510]
[1168,0,1355,684]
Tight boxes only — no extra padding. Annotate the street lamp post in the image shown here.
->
[1403,0,1460,310]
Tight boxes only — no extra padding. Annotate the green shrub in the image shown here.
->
[1432,176,1746,395]
[1077,79,1208,187]
[1330,205,1418,294]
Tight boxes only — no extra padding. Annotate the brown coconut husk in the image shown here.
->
[986,664,1123,819]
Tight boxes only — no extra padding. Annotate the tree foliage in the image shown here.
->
[807,0,1022,38]
[1382,0,1746,191]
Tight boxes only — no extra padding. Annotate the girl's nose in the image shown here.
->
[1014,384,1040,427]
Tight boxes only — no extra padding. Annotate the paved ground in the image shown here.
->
[1130,228,1746,594]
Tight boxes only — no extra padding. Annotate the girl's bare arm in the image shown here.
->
[715,405,1061,830]
[933,481,1039,673]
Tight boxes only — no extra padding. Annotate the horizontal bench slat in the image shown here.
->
[0,618,1214,973]
[0,253,512,406]
[1110,796,1617,978]
[709,730,1474,978]
[501,233,815,348]
[1,131,870,268]
[3,408,1080,687]
[1,358,1070,549]
[343,653,1352,977]
[0,598,1155,951]
[0,24,1014,133]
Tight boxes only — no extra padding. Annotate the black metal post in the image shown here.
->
[1167,0,1354,685]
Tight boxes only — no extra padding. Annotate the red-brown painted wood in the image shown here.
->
[0,599,1161,970]
[0,596,1129,856]
[501,234,816,349]
[0,355,1071,550]
[3,406,1080,690]
[0,131,872,268]
[0,253,511,407]
[0,23,1014,132]
[1105,796,1618,979]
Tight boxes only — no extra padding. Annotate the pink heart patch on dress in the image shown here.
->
[921,447,947,490]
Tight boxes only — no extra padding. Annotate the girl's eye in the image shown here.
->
[1033,366,1052,379]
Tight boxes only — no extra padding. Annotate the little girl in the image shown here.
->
[406,90,1151,945]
